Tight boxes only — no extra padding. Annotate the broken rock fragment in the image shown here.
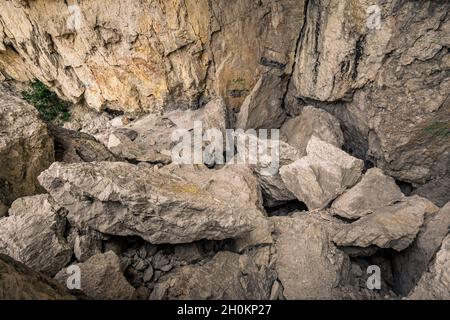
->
[150,251,274,300]
[38,161,265,244]
[280,136,364,210]
[0,194,72,276]
[332,168,405,219]
[55,251,135,300]
[333,197,427,252]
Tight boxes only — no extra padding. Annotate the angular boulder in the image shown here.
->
[0,253,76,300]
[272,214,351,299]
[280,106,344,154]
[332,168,404,219]
[0,194,72,276]
[408,233,450,300]
[55,251,135,300]
[333,198,427,252]
[38,161,265,244]
[280,136,364,210]
[0,89,54,205]
[150,251,274,300]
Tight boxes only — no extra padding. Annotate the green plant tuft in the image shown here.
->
[21,80,71,122]
[424,122,450,140]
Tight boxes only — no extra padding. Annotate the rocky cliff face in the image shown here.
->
[0,0,449,301]
[1,0,448,186]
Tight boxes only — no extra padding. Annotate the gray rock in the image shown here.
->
[0,253,76,300]
[272,214,351,299]
[0,194,72,276]
[143,265,154,283]
[393,202,450,295]
[332,168,404,219]
[150,251,274,300]
[38,162,265,244]
[73,229,103,262]
[55,251,135,300]
[333,198,427,252]
[409,233,450,300]
[280,136,364,210]
[413,176,450,208]
[0,89,54,205]
[280,106,344,154]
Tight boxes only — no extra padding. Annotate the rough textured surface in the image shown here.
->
[280,106,344,154]
[0,88,54,205]
[150,251,274,300]
[55,251,135,300]
[280,136,364,210]
[409,233,450,300]
[38,161,265,244]
[0,194,72,276]
[333,198,427,252]
[0,253,76,300]
[272,214,350,299]
[332,168,404,219]
[413,176,450,208]
[393,202,450,295]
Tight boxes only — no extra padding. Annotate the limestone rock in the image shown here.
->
[38,161,265,244]
[280,136,364,210]
[0,253,76,300]
[73,229,104,263]
[413,176,450,208]
[50,125,118,163]
[107,97,228,164]
[409,233,450,300]
[280,106,344,154]
[150,251,274,300]
[393,202,450,295]
[55,251,135,300]
[272,214,350,299]
[0,194,72,276]
[0,89,54,205]
[332,168,404,219]
[333,198,427,252]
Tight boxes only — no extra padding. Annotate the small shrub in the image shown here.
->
[425,122,450,140]
[21,80,70,122]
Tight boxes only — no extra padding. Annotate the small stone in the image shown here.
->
[143,265,154,283]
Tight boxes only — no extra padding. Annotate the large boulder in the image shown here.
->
[280,136,364,210]
[0,89,54,205]
[393,202,450,295]
[107,97,228,164]
[271,214,351,299]
[332,168,404,219]
[38,161,267,245]
[0,194,72,276]
[150,251,274,300]
[0,253,76,300]
[280,106,344,154]
[408,233,450,300]
[55,251,135,300]
[333,197,428,252]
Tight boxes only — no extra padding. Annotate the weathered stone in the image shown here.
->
[55,251,135,300]
[333,198,427,252]
[73,229,103,262]
[280,106,344,154]
[50,125,118,163]
[280,136,364,210]
[0,253,76,300]
[150,251,274,300]
[107,97,228,164]
[332,168,404,219]
[38,161,266,244]
[0,200,7,217]
[0,194,72,276]
[393,202,450,295]
[0,89,54,205]
[409,233,450,300]
[272,214,351,299]
[413,176,450,208]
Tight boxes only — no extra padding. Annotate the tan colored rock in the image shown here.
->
[332,168,404,219]
[280,136,364,210]
[0,194,72,276]
[0,253,76,300]
[280,106,344,153]
[0,89,54,205]
[55,251,135,300]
